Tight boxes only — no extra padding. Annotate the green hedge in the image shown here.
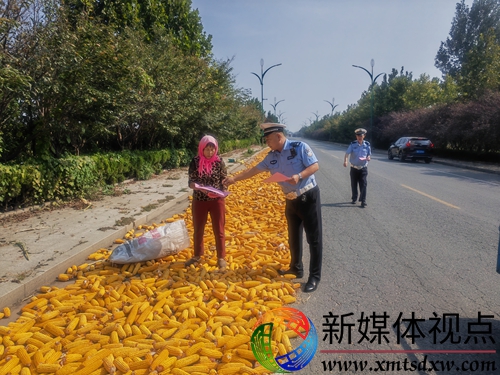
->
[0,148,192,209]
[0,139,256,210]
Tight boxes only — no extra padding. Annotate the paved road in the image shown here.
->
[294,139,500,374]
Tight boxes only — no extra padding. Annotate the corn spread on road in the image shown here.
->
[0,149,303,374]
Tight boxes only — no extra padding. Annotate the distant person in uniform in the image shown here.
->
[185,135,228,269]
[223,123,322,293]
[343,128,371,208]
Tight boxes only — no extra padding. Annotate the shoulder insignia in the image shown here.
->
[291,142,302,147]
[351,141,357,144]
[365,141,370,145]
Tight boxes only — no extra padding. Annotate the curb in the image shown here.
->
[432,159,500,175]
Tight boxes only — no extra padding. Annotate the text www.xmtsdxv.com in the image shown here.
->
[321,356,497,372]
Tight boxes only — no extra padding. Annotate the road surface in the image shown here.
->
[293,139,500,374]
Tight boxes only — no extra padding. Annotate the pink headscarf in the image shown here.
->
[198,135,220,176]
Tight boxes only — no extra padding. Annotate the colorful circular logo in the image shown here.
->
[250,307,318,373]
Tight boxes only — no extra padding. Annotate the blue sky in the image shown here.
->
[190,0,472,132]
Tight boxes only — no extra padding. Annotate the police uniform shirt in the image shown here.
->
[346,140,371,167]
[256,139,318,195]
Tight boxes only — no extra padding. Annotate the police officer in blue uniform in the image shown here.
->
[223,123,322,293]
[343,128,371,207]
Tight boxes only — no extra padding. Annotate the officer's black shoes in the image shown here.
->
[278,269,303,278]
[361,202,367,208]
[304,278,319,293]
[351,200,356,204]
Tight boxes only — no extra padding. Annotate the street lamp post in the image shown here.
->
[324,97,338,116]
[251,59,282,119]
[277,111,285,124]
[352,59,384,143]
[270,97,285,118]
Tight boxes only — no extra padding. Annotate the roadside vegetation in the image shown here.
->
[299,0,500,162]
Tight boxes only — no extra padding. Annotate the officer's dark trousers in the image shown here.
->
[285,186,322,281]
[350,166,368,203]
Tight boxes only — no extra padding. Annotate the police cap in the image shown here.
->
[355,128,367,135]
[260,122,286,136]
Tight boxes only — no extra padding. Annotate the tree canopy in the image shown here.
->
[0,0,261,162]
[435,0,500,78]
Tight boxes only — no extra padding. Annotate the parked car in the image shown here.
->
[388,137,434,163]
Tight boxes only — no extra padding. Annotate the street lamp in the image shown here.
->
[324,97,338,116]
[270,97,285,117]
[251,59,282,119]
[352,59,384,143]
[277,111,286,124]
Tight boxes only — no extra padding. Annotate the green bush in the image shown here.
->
[0,140,258,210]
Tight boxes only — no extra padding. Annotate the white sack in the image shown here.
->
[109,219,190,264]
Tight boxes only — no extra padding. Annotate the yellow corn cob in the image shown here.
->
[82,348,112,367]
[235,348,256,361]
[282,333,292,351]
[171,368,190,375]
[11,329,32,345]
[149,348,170,371]
[224,334,250,350]
[77,314,87,328]
[76,321,100,335]
[229,354,253,367]
[183,365,214,373]
[113,356,130,372]
[162,344,183,357]
[14,346,31,366]
[173,354,199,368]
[217,364,245,375]
[63,353,83,363]
[125,303,140,325]
[199,347,224,359]
[55,363,81,375]
[156,356,177,371]
[189,324,206,340]
[185,341,206,357]
[32,332,53,344]
[71,356,105,375]
[58,273,71,281]
[212,316,234,325]
[282,295,296,304]
[222,325,234,336]
[45,349,63,364]
[129,358,152,370]
[102,356,116,374]
[36,363,61,373]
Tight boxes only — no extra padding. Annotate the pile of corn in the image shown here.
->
[0,150,302,375]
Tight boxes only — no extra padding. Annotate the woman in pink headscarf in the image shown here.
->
[186,135,228,268]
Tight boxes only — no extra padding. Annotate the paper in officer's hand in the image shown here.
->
[262,172,290,183]
[194,183,230,197]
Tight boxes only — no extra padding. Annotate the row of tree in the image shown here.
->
[300,0,500,159]
[0,0,263,163]
[2,0,499,166]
